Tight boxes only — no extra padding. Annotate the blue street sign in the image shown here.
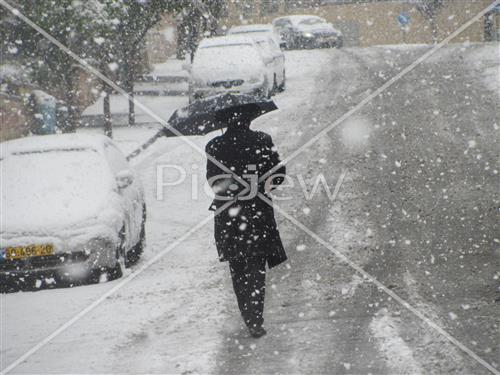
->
[398,12,411,26]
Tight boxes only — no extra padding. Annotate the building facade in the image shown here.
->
[219,0,495,46]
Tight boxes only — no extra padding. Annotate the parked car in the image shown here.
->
[253,35,286,93]
[272,15,343,49]
[227,26,286,93]
[0,134,146,290]
[185,35,273,103]
[227,23,285,49]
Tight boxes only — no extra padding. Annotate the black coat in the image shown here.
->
[205,125,287,268]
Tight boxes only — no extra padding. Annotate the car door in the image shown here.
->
[103,142,142,247]
[254,40,274,90]
[266,37,285,82]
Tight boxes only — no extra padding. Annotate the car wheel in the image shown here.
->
[127,204,146,265]
[257,79,270,99]
[278,70,286,92]
[272,74,278,95]
[108,226,126,280]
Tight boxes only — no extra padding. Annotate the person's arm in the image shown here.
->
[206,141,223,187]
[206,141,237,195]
[261,134,286,191]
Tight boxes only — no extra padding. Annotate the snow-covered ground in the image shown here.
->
[148,58,189,78]
[82,95,188,127]
[2,49,332,373]
[81,58,190,127]
[2,42,499,374]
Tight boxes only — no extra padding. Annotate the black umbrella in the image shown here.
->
[127,93,277,160]
[164,93,278,137]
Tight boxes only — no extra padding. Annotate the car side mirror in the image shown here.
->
[116,170,134,189]
[182,62,192,72]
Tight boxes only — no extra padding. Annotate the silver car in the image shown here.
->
[185,35,273,103]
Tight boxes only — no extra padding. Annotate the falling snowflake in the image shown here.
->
[108,62,119,72]
[93,36,105,45]
[296,244,306,251]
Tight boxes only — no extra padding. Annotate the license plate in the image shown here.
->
[4,244,54,260]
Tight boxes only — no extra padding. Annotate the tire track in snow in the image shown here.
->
[369,309,423,375]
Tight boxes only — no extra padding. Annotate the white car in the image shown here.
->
[227,23,285,49]
[186,35,273,103]
[0,134,145,290]
[228,26,286,93]
[273,15,343,49]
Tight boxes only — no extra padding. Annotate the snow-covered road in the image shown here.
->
[2,44,499,374]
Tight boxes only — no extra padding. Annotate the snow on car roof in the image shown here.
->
[228,24,274,33]
[198,35,255,49]
[1,133,110,158]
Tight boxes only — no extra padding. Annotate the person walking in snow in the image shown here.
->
[205,109,287,338]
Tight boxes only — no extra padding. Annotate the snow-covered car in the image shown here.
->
[227,23,285,49]
[186,35,273,103]
[227,27,286,93]
[272,15,343,49]
[0,134,146,289]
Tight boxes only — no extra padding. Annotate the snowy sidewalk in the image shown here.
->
[81,57,189,127]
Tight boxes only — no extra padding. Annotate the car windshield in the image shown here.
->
[1,149,113,230]
[195,44,260,67]
[299,18,324,26]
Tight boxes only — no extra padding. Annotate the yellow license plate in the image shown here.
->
[6,244,54,260]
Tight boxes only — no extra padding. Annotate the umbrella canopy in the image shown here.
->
[127,93,277,160]
[164,93,278,137]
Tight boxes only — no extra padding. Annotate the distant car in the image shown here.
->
[227,23,285,49]
[0,134,146,290]
[185,35,273,103]
[228,26,286,93]
[272,15,343,49]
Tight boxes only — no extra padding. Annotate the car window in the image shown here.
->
[299,18,324,26]
[274,19,291,28]
[104,143,129,174]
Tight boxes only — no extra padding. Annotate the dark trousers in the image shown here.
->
[229,255,267,329]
